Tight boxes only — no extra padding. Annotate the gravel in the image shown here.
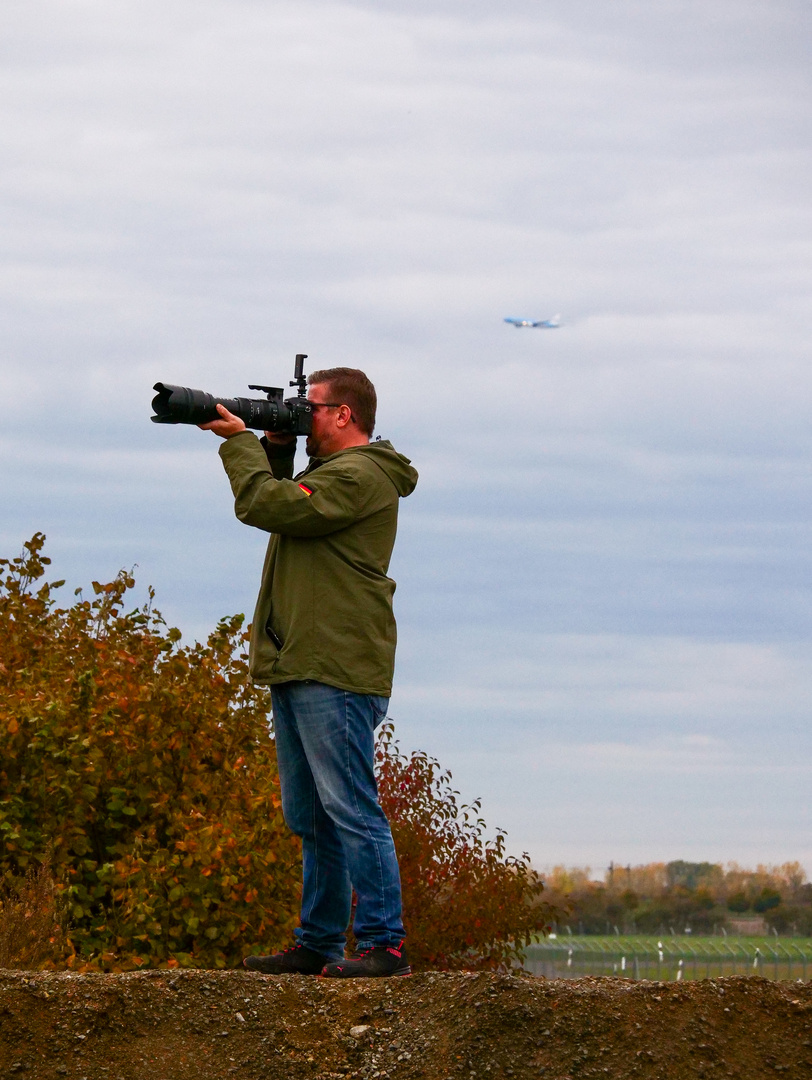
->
[0,969,809,1079]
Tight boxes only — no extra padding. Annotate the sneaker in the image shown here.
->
[243,943,329,975]
[321,941,411,978]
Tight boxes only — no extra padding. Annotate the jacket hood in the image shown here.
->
[344,440,418,498]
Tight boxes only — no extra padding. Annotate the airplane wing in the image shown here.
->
[505,315,561,328]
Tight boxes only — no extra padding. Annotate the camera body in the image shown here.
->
[151,353,313,435]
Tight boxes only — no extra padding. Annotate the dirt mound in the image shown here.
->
[0,969,809,1079]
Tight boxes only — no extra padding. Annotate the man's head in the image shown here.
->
[306,367,376,458]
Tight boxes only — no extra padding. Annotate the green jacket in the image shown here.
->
[218,432,418,696]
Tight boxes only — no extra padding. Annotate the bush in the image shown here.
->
[0,848,70,969]
[753,888,781,913]
[376,724,553,970]
[0,534,301,970]
[727,892,750,913]
[1,534,553,971]
[765,904,812,936]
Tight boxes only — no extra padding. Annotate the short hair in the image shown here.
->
[308,367,377,436]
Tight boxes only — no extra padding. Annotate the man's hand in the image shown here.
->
[198,403,247,439]
[264,432,297,447]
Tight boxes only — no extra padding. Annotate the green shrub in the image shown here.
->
[727,892,750,913]
[0,534,300,969]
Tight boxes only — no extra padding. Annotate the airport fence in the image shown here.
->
[522,935,812,982]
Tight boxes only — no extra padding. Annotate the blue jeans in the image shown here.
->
[271,680,405,961]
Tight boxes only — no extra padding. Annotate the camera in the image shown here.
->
[151,353,313,435]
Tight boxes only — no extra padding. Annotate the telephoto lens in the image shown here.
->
[151,383,312,435]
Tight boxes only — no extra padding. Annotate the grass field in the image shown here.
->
[523,934,812,981]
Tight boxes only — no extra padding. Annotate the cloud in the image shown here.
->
[1,0,810,872]
[389,628,812,868]
[393,631,812,733]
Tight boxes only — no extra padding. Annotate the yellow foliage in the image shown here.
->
[0,533,301,969]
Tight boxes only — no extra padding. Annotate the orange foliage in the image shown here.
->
[0,533,300,969]
[2,534,553,970]
[541,859,811,935]
[376,724,553,970]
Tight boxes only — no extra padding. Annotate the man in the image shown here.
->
[200,367,418,977]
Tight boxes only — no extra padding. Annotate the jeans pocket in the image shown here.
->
[370,695,389,726]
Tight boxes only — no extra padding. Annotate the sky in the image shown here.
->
[2,0,811,878]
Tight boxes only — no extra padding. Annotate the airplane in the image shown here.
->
[504,314,560,328]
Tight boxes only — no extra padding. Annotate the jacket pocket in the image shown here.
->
[265,616,284,652]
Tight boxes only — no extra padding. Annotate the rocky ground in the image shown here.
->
[0,969,810,1080]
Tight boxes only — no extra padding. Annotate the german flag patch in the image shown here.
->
[298,482,313,496]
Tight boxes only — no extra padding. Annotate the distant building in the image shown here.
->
[726,916,767,935]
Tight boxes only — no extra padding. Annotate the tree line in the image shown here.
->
[543,859,812,935]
